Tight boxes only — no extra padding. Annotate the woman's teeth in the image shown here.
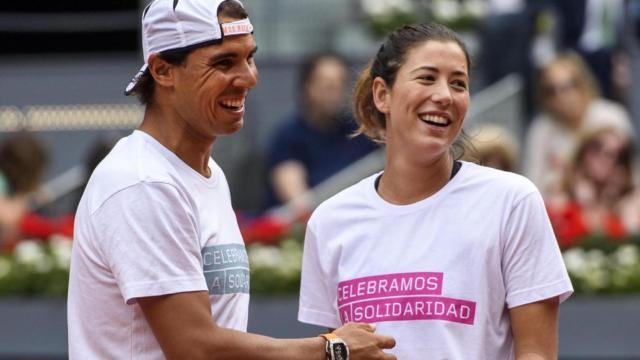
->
[420,114,449,127]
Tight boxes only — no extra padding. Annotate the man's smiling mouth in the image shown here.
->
[220,98,245,111]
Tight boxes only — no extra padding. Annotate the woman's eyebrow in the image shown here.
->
[410,66,467,77]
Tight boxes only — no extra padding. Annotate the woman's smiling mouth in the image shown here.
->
[419,113,451,127]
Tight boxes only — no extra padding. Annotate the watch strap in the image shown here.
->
[319,333,348,360]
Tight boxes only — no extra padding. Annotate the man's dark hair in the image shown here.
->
[297,52,347,93]
[132,0,249,105]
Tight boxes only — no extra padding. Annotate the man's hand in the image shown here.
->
[332,322,396,360]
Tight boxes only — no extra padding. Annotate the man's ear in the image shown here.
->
[372,77,391,115]
[147,53,175,89]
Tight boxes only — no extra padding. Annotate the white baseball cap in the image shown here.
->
[124,0,253,95]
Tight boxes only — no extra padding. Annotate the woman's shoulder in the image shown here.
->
[459,161,539,196]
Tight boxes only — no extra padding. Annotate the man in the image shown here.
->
[67,0,396,359]
[267,53,376,211]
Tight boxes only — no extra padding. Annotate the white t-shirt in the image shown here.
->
[68,130,249,359]
[298,161,573,360]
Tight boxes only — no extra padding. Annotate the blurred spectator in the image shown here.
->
[479,0,540,117]
[546,127,635,248]
[266,52,377,212]
[69,134,120,211]
[0,132,49,244]
[619,186,640,234]
[479,0,536,86]
[524,51,634,194]
[465,124,520,173]
[553,0,625,99]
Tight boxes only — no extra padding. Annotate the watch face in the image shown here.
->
[332,342,348,360]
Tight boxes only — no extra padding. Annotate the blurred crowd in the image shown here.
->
[1,0,640,251]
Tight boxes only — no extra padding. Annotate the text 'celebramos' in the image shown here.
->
[337,272,476,325]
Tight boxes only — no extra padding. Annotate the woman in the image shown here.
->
[298,23,573,359]
[546,127,635,248]
[524,51,633,194]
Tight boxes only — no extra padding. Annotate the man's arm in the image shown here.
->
[509,296,560,360]
[138,290,396,360]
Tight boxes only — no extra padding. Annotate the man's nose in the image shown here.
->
[234,61,258,89]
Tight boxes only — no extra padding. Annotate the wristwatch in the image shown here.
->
[320,333,349,360]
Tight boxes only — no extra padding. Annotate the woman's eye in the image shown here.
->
[452,80,468,89]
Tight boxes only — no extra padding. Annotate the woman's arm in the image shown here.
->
[510,296,560,360]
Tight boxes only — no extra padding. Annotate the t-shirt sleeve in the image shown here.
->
[501,190,573,308]
[298,220,342,328]
[93,182,208,304]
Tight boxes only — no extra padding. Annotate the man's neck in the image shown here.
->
[139,103,215,178]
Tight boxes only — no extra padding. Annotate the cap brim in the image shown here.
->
[124,63,149,96]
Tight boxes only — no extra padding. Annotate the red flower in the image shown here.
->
[18,212,74,240]
[239,215,290,245]
[547,201,627,249]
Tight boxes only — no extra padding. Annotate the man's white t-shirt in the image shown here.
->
[298,162,573,360]
[68,130,249,359]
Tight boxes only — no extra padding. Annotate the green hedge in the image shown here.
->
[1,235,639,297]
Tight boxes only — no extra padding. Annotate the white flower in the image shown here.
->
[14,240,47,266]
[50,235,73,270]
[563,248,587,275]
[361,0,415,17]
[611,245,639,268]
[585,249,607,270]
[584,268,609,290]
[431,0,461,21]
[463,0,487,18]
[248,244,283,269]
[13,239,54,273]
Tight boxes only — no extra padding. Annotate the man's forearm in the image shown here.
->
[516,352,553,360]
[198,327,326,360]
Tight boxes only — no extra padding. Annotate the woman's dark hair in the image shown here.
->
[132,0,249,105]
[352,22,471,151]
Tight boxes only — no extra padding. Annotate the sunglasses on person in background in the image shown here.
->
[543,79,580,97]
[586,140,631,164]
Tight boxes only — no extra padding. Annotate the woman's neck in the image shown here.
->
[378,152,453,205]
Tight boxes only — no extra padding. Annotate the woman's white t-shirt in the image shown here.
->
[299,161,572,360]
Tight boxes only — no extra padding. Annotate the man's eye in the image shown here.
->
[213,59,234,68]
